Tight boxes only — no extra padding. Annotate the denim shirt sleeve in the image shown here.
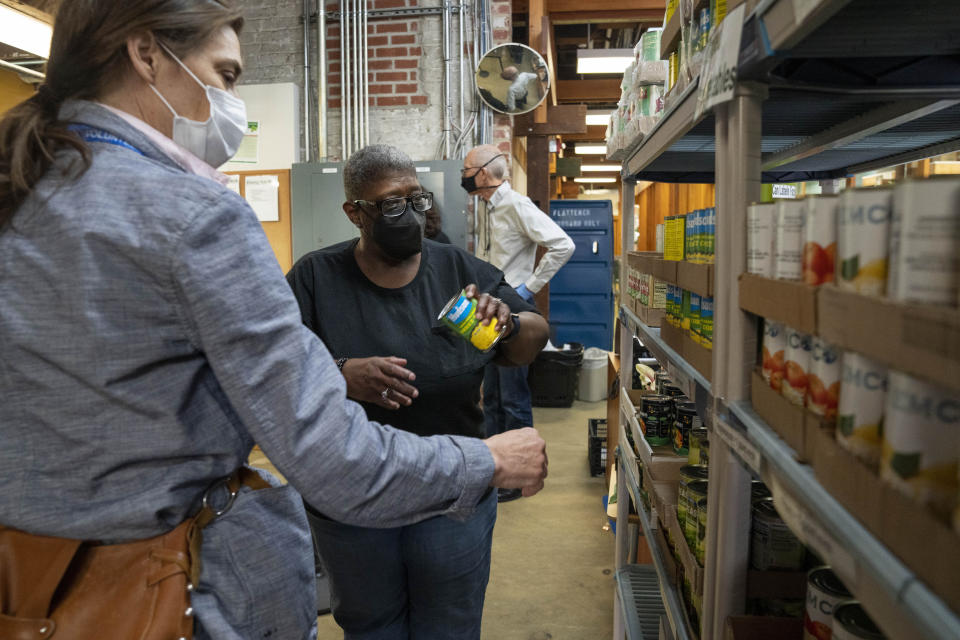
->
[169,190,494,526]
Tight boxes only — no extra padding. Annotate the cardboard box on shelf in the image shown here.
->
[660,319,685,354]
[636,305,665,328]
[750,370,829,463]
[629,251,680,287]
[725,616,803,640]
[681,332,713,382]
[677,261,713,298]
[644,462,679,523]
[738,273,818,334]
[664,503,703,598]
[812,427,960,615]
[745,570,808,600]
[817,286,960,393]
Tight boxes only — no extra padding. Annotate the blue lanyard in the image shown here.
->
[67,124,145,157]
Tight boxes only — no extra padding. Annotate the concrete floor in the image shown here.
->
[251,400,616,640]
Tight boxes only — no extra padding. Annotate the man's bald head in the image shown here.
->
[465,144,508,180]
[501,66,519,81]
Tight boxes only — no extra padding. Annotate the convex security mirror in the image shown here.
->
[475,43,550,115]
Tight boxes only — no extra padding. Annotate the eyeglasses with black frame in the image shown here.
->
[353,192,434,218]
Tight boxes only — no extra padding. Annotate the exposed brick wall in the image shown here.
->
[490,0,512,158]
[236,0,303,86]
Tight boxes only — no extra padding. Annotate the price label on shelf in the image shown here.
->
[772,184,798,199]
[667,364,694,400]
[695,3,747,119]
[714,418,762,472]
[772,483,858,581]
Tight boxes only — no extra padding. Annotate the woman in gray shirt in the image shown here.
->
[0,2,547,638]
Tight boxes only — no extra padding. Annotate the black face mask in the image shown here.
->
[460,153,505,194]
[366,208,425,260]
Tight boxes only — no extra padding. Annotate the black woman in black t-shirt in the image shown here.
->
[286,144,549,640]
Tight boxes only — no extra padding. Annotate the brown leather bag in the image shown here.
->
[0,468,268,640]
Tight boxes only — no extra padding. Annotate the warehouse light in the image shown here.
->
[585,111,610,126]
[574,144,608,155]
[581,164,620,172]
[574,177,617,183]
[0,4,52,59]
[583,188,616,195]
[576,48,634,74]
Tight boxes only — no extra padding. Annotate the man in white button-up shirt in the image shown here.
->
[462,144,575,501]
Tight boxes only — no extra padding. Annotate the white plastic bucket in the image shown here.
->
[577,347,609,402]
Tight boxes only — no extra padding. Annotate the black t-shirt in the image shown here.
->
[286,238,536,439]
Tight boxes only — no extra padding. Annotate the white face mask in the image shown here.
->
[150,43,247,168]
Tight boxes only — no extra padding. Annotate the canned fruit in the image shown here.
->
[804,567,852,640]
[747,203,776,277]
[881,371,960,519]
[775,200,806,281]
[437,290,505,351]
[887,178,960,306]
[836,353,887,468]
[803,195,838,286]
[762,320,787,391]
[837,187,893,296]
[807,338,840,419]
[832,602,886,640]
[751,498,805,571]
[782,327,812,406]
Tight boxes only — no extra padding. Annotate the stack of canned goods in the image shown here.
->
[803,567,886,640]
[665,285,714,350]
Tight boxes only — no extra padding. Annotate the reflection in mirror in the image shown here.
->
[475,43,550,115]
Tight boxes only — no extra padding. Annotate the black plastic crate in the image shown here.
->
[528,343,583,407]
[588,418,607,477]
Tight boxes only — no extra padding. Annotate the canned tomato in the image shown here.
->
[747,202,777,277]
[837,186,893,296]
[836,352,887,467]
[782,327,812,406]
[674,402,700,456]
[689,426,708,465]
[803,195,838,286]
[695,495,708,566]
[882,371,960,520]
[678,464,709,533]
[700,297,714,350]
[640,394,673,447]
[887,178,960,306]
[751,497,805,571]
[807,337,840,419]
[437,290,505,351]
[685,480,708,551]
[775,200,806,281]
[762,320,787,391]
[832,602,886,640]
[804,567,853,640]
[689,293,702,342]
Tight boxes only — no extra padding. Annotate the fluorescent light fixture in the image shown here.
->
[574,177,616,183]
[585,111,610,126]
[581,164,620,172]
[583,188,615,195]
[574,145,608,155]
[0,4,52,59]
[576,48,635,74]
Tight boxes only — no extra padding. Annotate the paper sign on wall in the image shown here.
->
[226,174,240,194]
[232,121,260,164]
[695,4,747,119]
[245,174,280,222]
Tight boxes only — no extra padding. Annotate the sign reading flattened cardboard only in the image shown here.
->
[738,273,818,334]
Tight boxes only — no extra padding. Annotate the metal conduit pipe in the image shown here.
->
[363,0,370,146]
[458,0,465,146]
[341,0,350,158]
[441,1,452,158]
[317,2,327,159]
[353,0,361,153]
[302,0,312,162]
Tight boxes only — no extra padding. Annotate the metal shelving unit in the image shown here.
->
[613,0,960,638]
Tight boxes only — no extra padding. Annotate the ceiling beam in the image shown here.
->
[515,104,587,135]
[557,78,621,103]
[550,10,664,24]
[560,125,608,142]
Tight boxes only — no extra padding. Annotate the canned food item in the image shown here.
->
[711,0,727,24]
[836,353,887,467]
[689,293,702,342]
[881,371,960,519]
[640,394,674,447]
[668,51,678,90]
[698,8,711,49]
[775,200,806,281]
[686,211,698,263]
[832,602,886,640]
[762,320,787,391]
[695,495,708,566]
[700,297,714,350]
[655,371,672,395]
[751,497,805,571]
[707,207,716,264]
[699,437,710,466]
[662,383,685,398]
[681,289,692,332]
[437,290,505,351]
[751,480,772,503]
[678,465,710,532]
[803,195,838,286]
[674,402,700,457]
[747,203,776,277]
[837,186,893,296]
[685,480,708,551]
[887,178,960,306]
[689,426,708,465]
[804,567,853,640]
[782,327,812,406]
[807,337,841,419]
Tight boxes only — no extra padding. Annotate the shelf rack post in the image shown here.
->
[703,84,767,640]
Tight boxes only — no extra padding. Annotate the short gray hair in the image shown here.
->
[343,144,416,201]
[469,144,509,180]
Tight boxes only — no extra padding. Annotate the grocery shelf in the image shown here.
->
[716,401,960,640]
[615,566,666,640]
[619,305,712,399]
[617,446,698,640]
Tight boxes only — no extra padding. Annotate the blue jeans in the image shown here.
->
[483,362,534,438]
[308,489,497,640]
